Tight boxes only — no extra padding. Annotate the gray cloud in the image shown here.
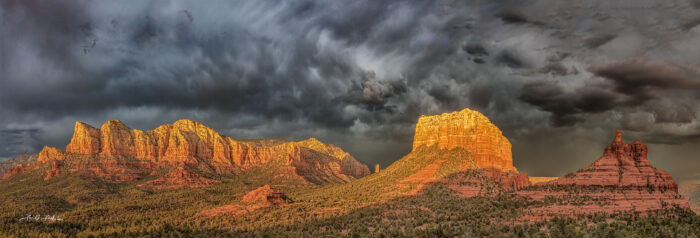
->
[521,60,700,127]
[0,128,41,159]
[1,0,700,184]
[584,34,617,49]
[593,60,700,92]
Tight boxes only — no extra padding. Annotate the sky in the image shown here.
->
[1,0,700,184]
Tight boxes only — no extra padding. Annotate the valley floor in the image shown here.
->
[0,166,698,237]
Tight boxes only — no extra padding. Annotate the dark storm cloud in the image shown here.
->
[584,34,617,49]
[593,60,700,92]
[539,63,569,76]
[495,50,527,68]
[0,129,41,159]
[463,44,489,56]
[496,10,529,24]
[519,80,620,126]
[521,60,700,126]
[1,0,700,184]
[0,0,451,130]
[681,17,700,31]
[336,71,405,113]
[0,0,478,166]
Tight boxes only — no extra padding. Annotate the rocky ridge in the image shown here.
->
[6,119,370,187]
[0,153,38,178]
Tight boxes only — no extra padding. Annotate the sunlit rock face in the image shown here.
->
[66,122,101,155]
[32,119,370,185]
[37,146,65,162]
[241,185,288,205]
[412,108,516,171]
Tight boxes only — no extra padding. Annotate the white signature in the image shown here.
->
[18,214,63,222]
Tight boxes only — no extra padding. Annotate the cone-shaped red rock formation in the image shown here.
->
[545,130,678,191]
[413,108,516,171]
[520,131,691,217]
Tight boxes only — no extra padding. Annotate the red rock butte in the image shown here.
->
[412,108,516,171]
[545,130,680,191]
[34,119,370,184]
[526,130,690,215]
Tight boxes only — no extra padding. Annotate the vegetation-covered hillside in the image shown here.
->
[0,146,698,237]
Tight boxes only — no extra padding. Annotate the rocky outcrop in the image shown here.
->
[522,131,690,218]
[1,164,26,180]
[138,165,221,190]
[447,169,530,198]
[482,168,530,190]
[543,131,678,191]
[413,108,516,171]
[32,119,370,187]
[38,146,65,162]
[44,160,63,180]
[198,185,289,217]
[0,153,38,178]
[66,122,100,154]
[241,185,289,205]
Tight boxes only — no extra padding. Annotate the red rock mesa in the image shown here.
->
[413,108,516,171]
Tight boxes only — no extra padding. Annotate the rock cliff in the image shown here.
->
[544,131,678,191]
[1,164,26,180]
[413,108,516,171]
[368,108,528,197]
[521,131,690,218]
[23,119,370,186]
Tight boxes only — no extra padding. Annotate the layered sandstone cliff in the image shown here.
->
[27,119,369,186]
[368,108,528,197]
[413,108,516,171]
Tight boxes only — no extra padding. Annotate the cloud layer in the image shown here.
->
[1,0,700,183]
